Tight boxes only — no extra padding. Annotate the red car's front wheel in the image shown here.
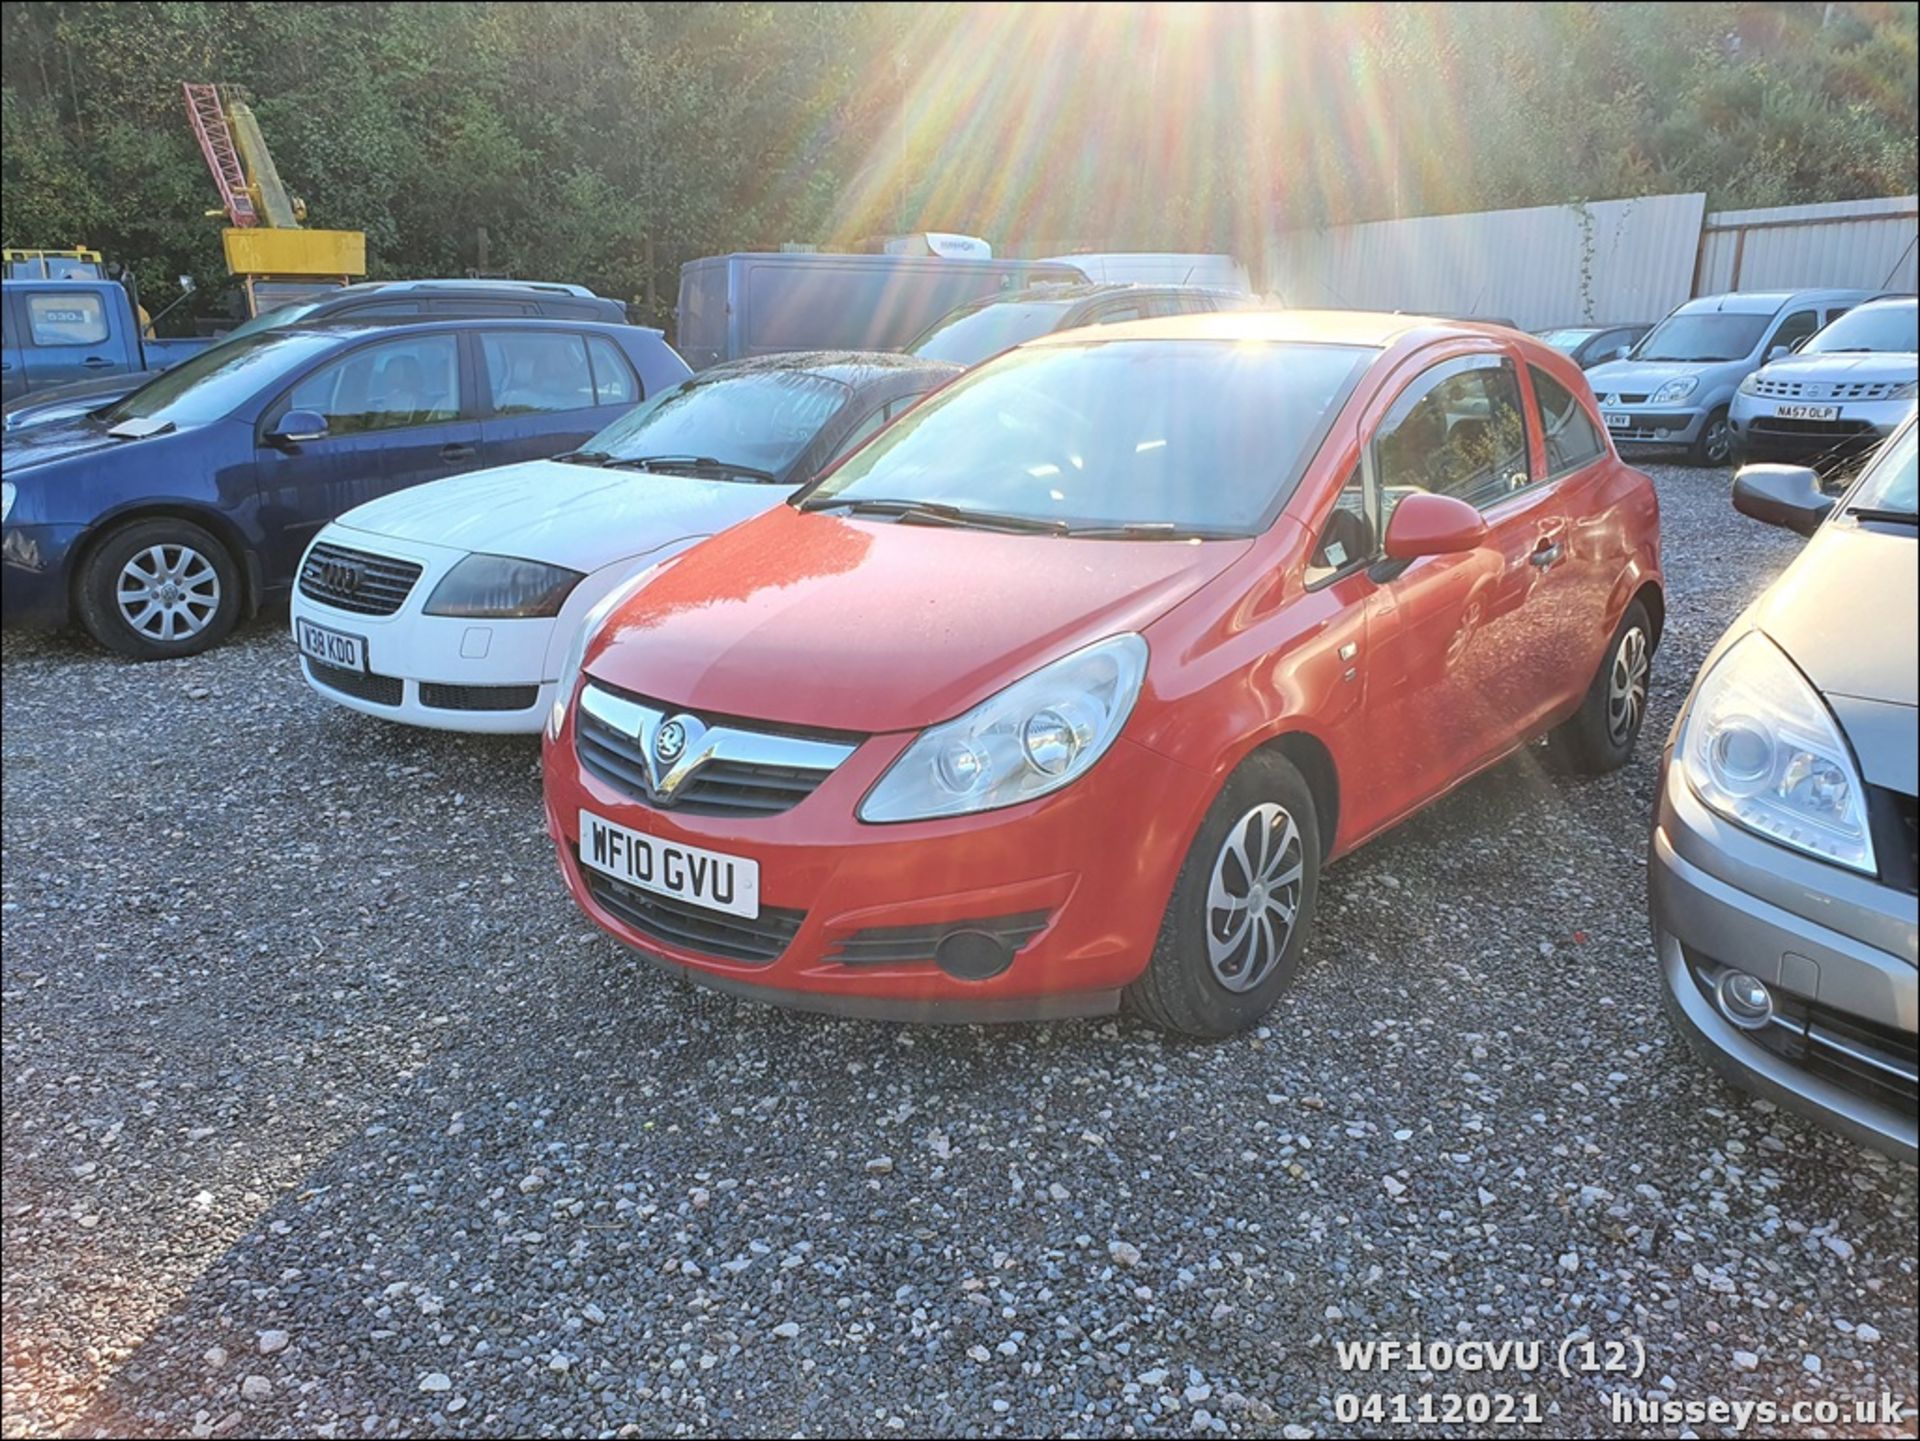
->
[1128,751,1323,1038]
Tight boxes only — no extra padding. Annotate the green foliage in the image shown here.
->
[3,2,1914,327]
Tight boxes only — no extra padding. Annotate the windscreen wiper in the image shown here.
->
[604,454,780,483]
[556,449,611,466]
[802,497,1067,534]
[1845,505,1918,525]
[1057,520,1241,541]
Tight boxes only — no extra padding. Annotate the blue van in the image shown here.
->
[675,252,1086,369]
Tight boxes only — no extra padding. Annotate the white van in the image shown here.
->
[1042,252,1251,294]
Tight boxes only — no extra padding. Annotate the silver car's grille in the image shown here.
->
[299,543,423,616]
[1748,377,1906,401]
[574,681,861,818]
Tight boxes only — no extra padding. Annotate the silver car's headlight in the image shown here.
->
[1679,631,1875,874]
[1,482,14,523]
[546,567,659,740]
[1652,376,1700,405]
[425,554,584,619]
[858,634,1148,823]
[1893,380,1918,401]
[1738,372,1762,395]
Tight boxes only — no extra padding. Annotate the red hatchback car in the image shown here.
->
[542,312,1662,1036]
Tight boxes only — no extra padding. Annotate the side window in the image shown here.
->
[1372,357,1531,517]
[585,335,640,406]
[25,292,110,345]
[1529,366,1607,476]
[1770,309,1821,354]
[1823,304,1853,326]
[1091,303,1146,325]
[281,334,461,435]
[1306,465,1374,586]
[481,331,596,414]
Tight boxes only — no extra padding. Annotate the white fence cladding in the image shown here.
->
[1263,193,1706,330]
[1694,195,1918,295]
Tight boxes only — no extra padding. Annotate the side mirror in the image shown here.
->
[1383,492,1489,561]
[1732,464,1832,537]
[1766,344,1790,362]
[1614,345,1632,361]
[266,409,329,447]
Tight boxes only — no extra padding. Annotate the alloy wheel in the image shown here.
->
[116,544,222,643]
[1205,802,1304,993]
[1607,625,1649,746]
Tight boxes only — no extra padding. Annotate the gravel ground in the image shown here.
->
[3,462,1914,1440]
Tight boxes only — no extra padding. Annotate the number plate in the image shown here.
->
[579,808,760,920]
[1604,412,1632,430]
[297,618,366,671]
[1774,403,1841,422]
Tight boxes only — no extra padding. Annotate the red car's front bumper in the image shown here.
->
[542,717,1210,1022]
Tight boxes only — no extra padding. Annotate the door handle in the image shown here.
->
[1529,539,1564,569]
[83,357,114,369]
[440,443,477,462]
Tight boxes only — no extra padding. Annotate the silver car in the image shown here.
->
[1730,295,1918,470]
[1652,414,1918,1157]
[1586,288,1872,466]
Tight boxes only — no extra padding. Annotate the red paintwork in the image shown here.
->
[1383,492,1489,559]
[543,314,1662,1017]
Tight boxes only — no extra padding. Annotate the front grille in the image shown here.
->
[1750,378,1905,400]
[298,543,424,617]
[420,681,540,712]
[1867,786,1918,895]
[578,855,804,965]
[305,658,403,706]
[575,682,859,818]
[828,911,1053,967]
[1599,392,1650,405]
[1686,951,1918,1116]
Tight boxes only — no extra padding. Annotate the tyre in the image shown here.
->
[76,518,241,659]
[1687,406,1732,468]
[1547,599,1652,774]
[1127,751,1322,1038]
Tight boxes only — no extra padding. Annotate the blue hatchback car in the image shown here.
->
[1,318,688,656]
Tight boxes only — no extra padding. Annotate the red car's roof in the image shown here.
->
[1026,308,1508,351]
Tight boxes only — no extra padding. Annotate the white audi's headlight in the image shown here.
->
[1679,631,1875,874]
[425,554,584,618]
[545,567,658,741]
[858,634,1148,823]
[1652,376,1700,405]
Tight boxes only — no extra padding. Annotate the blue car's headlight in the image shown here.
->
[1651,376,1700,406]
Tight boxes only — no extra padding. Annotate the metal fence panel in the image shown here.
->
[1695,196,1918,294]
[1263,194,1707,330]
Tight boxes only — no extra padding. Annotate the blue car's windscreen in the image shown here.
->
[99,330,341,429]
[799,339,1373,536]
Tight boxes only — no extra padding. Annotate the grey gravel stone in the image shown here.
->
[3,464,1916,1438]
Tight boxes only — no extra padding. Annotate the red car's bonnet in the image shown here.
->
[582,503,1251,733]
